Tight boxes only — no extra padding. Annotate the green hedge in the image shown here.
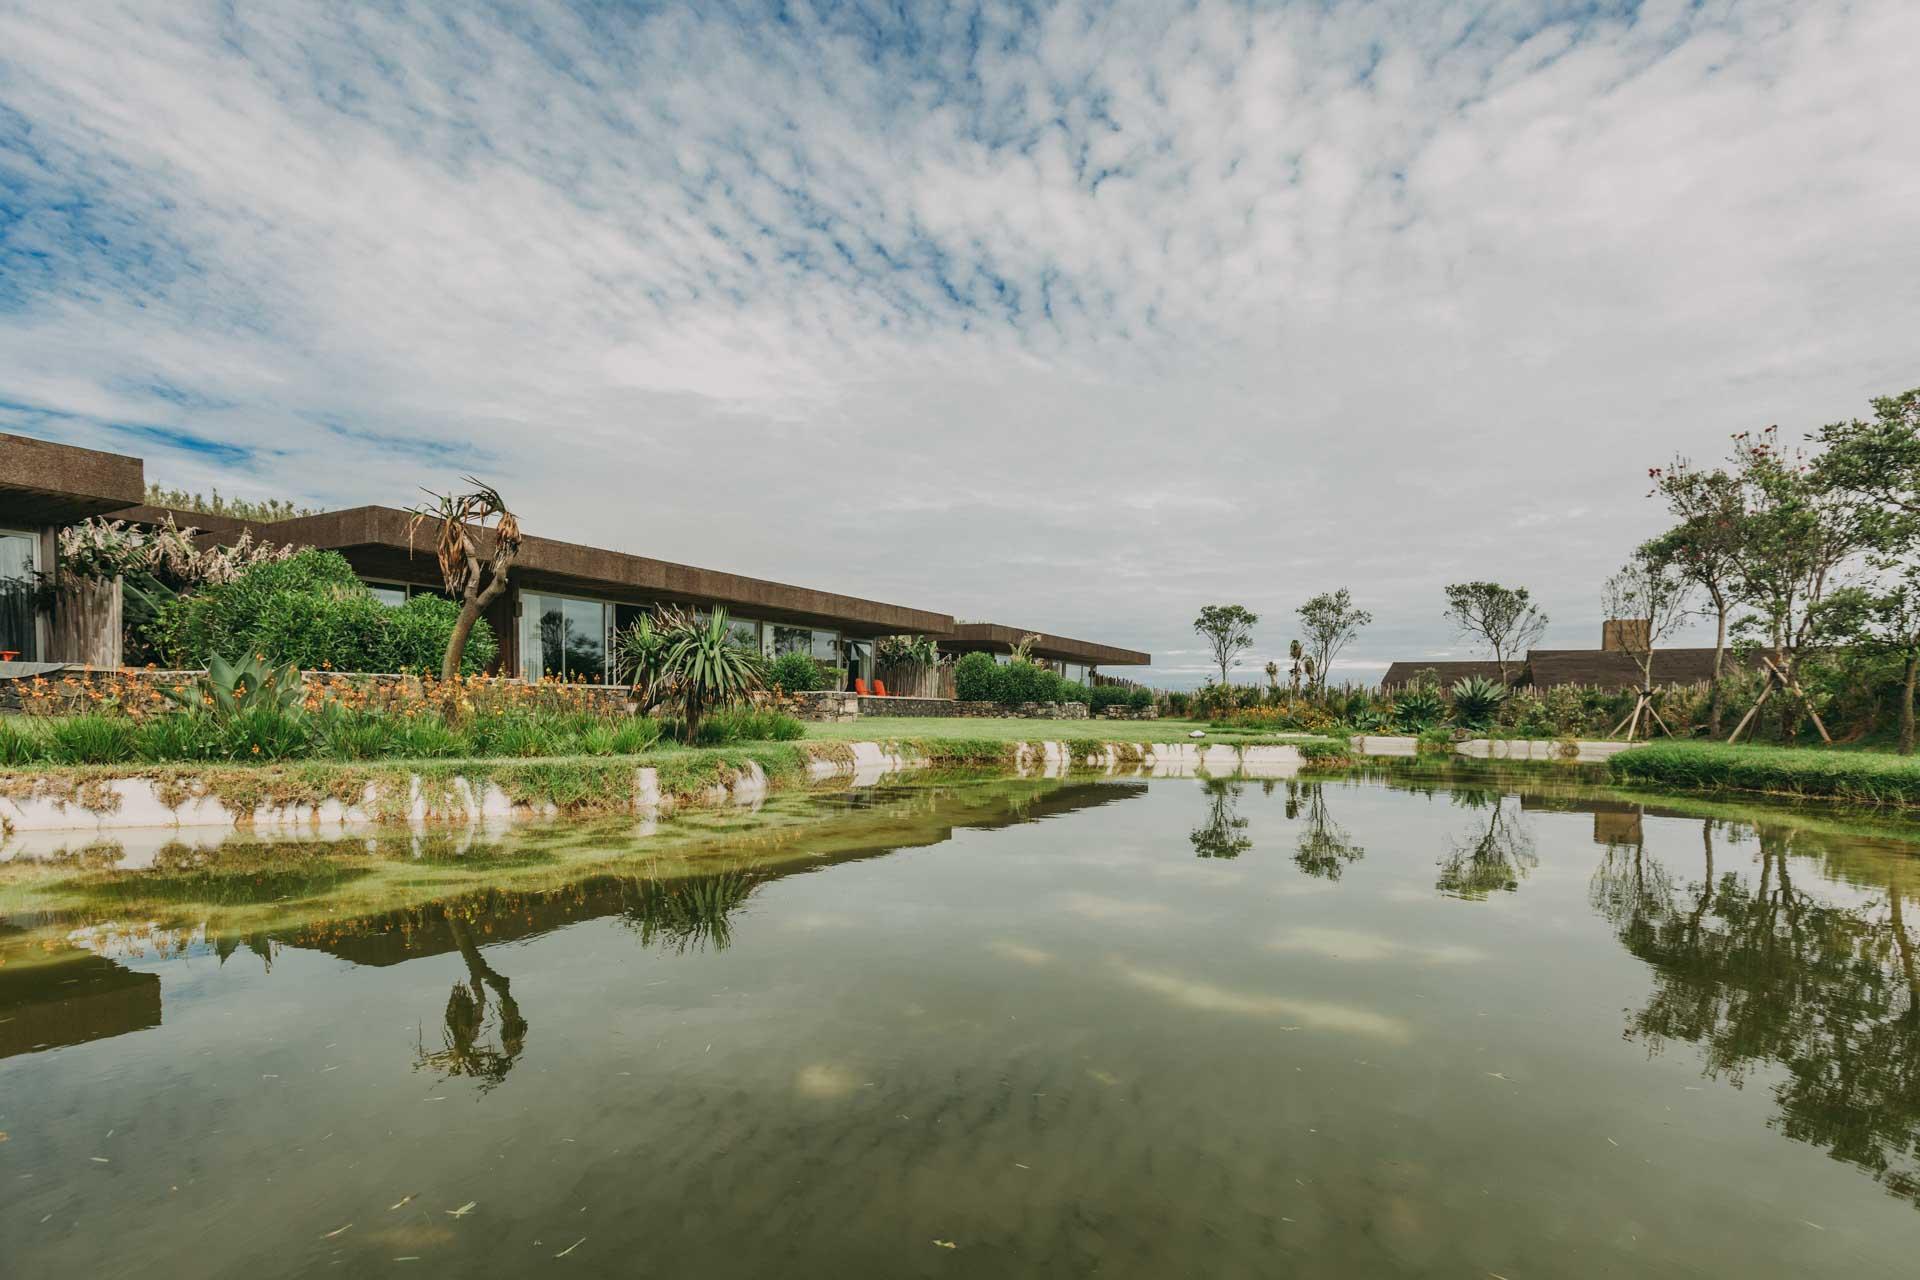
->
[1609,741,1920,807]
[950,652,1092,707]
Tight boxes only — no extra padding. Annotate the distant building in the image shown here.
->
[1382,622,1754,691]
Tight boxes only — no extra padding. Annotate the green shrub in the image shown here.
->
[161,548,494,675]
[1055,679,1092,706]
[134,712,221,762]
[1164,691,1191,717]
[953,651,1004,702]
[1126,687,1153,711]
[692,707,805,745]
[769,651,825,693]
[220,706,312,760]
[387,595,497,675]
[45,715,139,765]
[0,717,46,766]
[610,718,665,754]
[387,714,466,759]
[312,706,398,760]
[1089,685,1130,713]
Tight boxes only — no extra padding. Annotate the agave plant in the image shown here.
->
[163,651,305,721]
[1392,686,1447,731]
[663,609,767,742]
[1449,675,1509,730]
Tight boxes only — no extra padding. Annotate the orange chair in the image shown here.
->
[854,678,870,696]
[873,680,889,697]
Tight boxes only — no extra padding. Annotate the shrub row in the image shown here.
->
[951,652,1149,709]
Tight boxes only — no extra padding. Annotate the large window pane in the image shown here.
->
[0,531,36,661]
[563,597,607,684]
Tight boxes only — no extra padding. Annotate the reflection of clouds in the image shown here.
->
[1267,927,1481,966]
[1149,863,1245,885]
[1112,960,1408,1041]
[1061,893,1171,923]
[782,911,856,932]
[795,1064,861,1099]
[988,940,1055,967]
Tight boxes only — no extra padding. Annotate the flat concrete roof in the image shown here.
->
[197,505,955,637]
[941,622,1151,668]
[0,432,145,525]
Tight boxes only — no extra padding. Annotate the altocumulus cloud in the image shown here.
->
[1,0,1916,684]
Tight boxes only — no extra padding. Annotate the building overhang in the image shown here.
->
[940,622,1150,668]
[187,505,953,636]
[0,434,145,526]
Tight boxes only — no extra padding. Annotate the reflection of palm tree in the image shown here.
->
[1436,794,1536,899]
[620,871,756,952]
[415,915,528,1092]
[1595,821,1920,1207]
[1285,781,1365,880]
[1190,780,1253,859]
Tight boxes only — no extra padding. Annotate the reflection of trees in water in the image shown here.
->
[1190,780,1252,859]
[1593,820,1920,1208]
[1436,791,1537,899]
[415,916,528,1092]
[1284,781,1365,880]
[619,870,757,952]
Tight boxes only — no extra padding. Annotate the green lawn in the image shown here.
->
[800,717,1309,745]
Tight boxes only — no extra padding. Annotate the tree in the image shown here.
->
[1724,428,1886,744]
[1600,551,1696,740]
[1814,387,1920,519]
[1193,604,1257,687]
[1853,563,1920,755]
[1295,588,1371,696]
[408,480,522,681]
[1645,460,1750,735]
[1441,582,1547,684]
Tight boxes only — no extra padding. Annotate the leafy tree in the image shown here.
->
[1724,428,1887,744]
[1190,779,1252,859]
[1285,781,1365,879]
[1851,563,1920,755]
[1645,460,1750,735]
[1600,551,1696,739]
[1192,603,1258,687]
[1814,387,1920,520]
[407,480,522,681]
[1441,582,1548,684]
[1295,588,1371,696]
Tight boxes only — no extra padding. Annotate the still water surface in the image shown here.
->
[4,766,1920,1276]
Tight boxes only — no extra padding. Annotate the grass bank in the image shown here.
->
[801,717,1312,745]
[1608,741,1920,808]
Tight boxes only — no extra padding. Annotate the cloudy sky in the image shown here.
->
[2,0,1916,685]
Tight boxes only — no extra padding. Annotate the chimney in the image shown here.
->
[1601,618,1649,652]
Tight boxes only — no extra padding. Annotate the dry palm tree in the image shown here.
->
[407,480,523,680]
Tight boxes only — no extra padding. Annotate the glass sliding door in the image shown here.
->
[0,530,37,661]
[520,592,613,683]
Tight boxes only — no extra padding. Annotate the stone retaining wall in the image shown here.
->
[780,691,1092,722]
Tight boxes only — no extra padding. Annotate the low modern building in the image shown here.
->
[1381,622,1753,692]
[1,433,1151,686]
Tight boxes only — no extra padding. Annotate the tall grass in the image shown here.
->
[1609,742,1920,807]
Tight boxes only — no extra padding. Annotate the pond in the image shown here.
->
[3,765,1919,1277]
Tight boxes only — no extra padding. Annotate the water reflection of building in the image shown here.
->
[1,780,1149,1066]
[0,949,161,1060]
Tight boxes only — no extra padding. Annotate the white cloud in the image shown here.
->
[2,0,1916,684]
